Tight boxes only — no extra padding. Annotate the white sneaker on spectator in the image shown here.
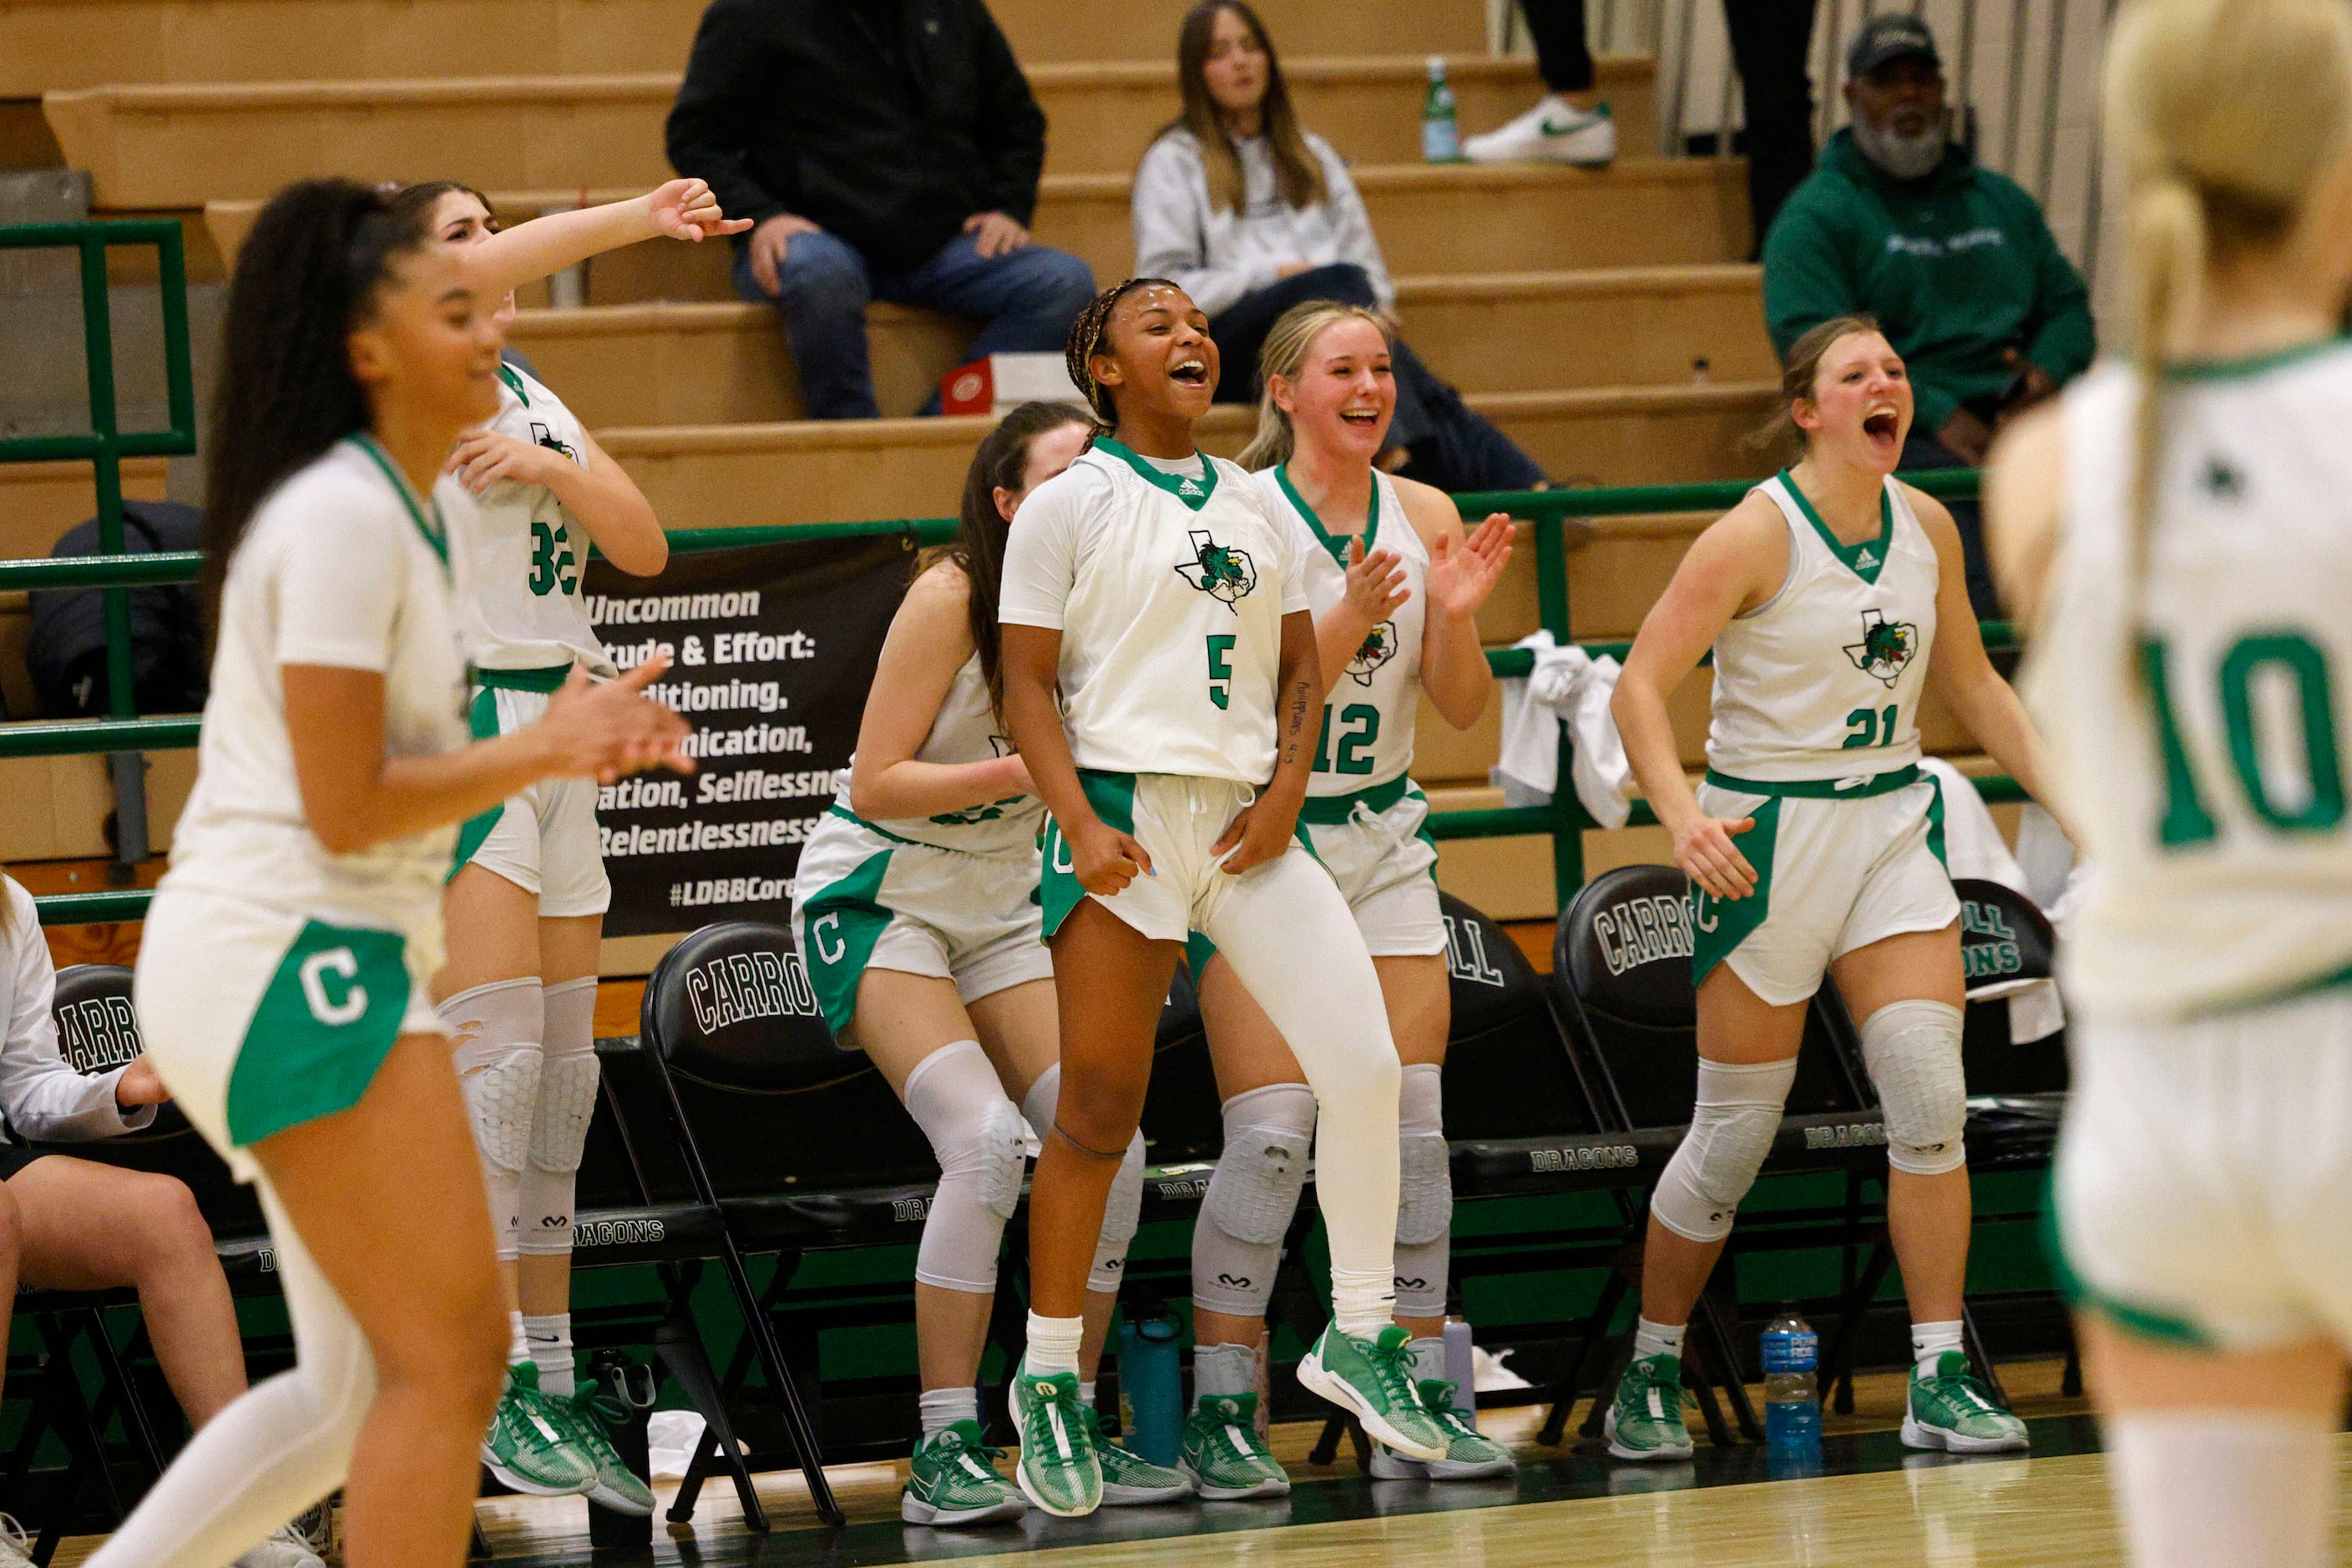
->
[233,1520,329,1568]
[1463,96,1616,167]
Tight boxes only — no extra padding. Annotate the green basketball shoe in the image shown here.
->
[1603,1354,1695,1462]
[1008,1365,1102,1517]
[1296,1324,1449,1462]
[1369,1379,1517,1480]
[902,1420,1028,1526]
[561,1377,657,1516]
[1180,1393,1292,1500]
[1079,1406,1193,1505]
[483,1362,596,1497]
[1902,1352,2030,1453]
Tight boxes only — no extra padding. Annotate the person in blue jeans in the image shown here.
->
[666,0,1098,419]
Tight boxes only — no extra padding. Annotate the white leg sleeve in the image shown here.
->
[1648,1057,1798,1243]
[1860,999,1968,1176]
[1191,1082,1317,1317]
[518,976,599,1257]
[83,1181,377,1568]
[902,1039,1025,1294]
[1024,1065,1144,1295]
[1393,1062,1450,1319]
[2107,1411,2334,1568]
[441,978,544,1262]
[1201,853,1400,1335]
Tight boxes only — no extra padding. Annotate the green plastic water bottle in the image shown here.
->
[1422,57,1462,163]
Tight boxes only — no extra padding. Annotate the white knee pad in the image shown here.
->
[1861,999,1968,1176]
[1192,1082,1317,1316]
[903,1040,1025,1293]
[1393,1063,1451,1318]
[442,979,544,1262]
[1648,1057,1798,1243]
[518,977,599,1257]
[1021,1065,1144,1293]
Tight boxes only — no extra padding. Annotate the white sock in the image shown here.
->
[1633,1317,1687,1363]
[2107,1411,2333,1568]
[1329,1267,1397,1339]
[507,1309,529,1368]
[1911,1319,1965,1372]
[1024,1312,1084,1378]
[1195,1341,1257,1400]
[1406,1336,1447,1383]
[1080,1381,1096,1409]
[918,1386,979,1439]
[523,1313,574,1399]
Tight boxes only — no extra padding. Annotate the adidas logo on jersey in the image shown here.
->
[1176,528,1259,609]
[1853,547,1879,570]
[1178,477,1202,496]
[1843,607,1918,686]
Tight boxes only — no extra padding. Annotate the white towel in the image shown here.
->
[1921,759,2064,1044]
[1490,631,1634,829]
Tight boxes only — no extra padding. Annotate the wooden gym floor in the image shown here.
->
[63,1356,2352,1566]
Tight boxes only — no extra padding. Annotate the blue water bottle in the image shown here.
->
[1115,1311,1184,1466]
[1760,1309,1821,1454]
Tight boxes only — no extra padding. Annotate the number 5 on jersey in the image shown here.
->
[1206,634,1236,710]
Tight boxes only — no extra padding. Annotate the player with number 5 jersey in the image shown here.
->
[1608,315,2055,1464]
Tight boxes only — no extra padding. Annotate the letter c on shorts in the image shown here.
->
[811,912,847,966]
[299,948,367,1027]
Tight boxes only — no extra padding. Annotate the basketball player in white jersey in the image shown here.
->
[1177,301,1515,1496]
[94,178,692,1568]
[1608,315,2052,1460]
[391,180,681,1512]
[1986,2,2352,1561]
[792,402,1190,1524]
[996,278,1452,1516]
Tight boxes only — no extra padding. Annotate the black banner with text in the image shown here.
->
[584,534,915,937]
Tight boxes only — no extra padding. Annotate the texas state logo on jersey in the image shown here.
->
[1176,527,1258,609]
[1844,609,1919,687]
[1346,620,1399,685]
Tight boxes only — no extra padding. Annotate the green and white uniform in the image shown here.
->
[452,364,611,918]
[1690,469,1956,1004]
[2038,348,2352,1351]
[1257,464,1444,957]
[790,645,1050,1037]
[137,436,472,1180]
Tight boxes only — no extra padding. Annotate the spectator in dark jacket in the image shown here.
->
[1763,13,2095,614]
[666,0,1098,419]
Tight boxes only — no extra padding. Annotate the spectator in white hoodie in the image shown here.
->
[1132,0,1550,494]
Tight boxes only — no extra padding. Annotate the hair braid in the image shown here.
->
[1065,276,1181,427]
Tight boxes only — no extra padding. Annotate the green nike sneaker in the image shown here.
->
[1079,1406,1193,1505]
[483,1362,596,1497]
[902,1420,1028,1527]
[1007,1365,1102,1518]
[561,1377,657,1516]
[1369,1379,1517,1480]
[1902,1352,2030,1454]
[1603,1354,1695,1462]
[1295,1324,1449,1462]
[1180,1393,1291,1500]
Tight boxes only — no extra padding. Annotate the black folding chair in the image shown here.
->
[1547,865,1902,1447]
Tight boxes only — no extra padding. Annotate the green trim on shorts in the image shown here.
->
[1295,774,1417,825]
[1039,771,1140,939]
[1690,795,1783,989]
[1185,931,1218,983]
[1925,771,1949,873]
[478,663,572,694]
[2038,1171,2214,1350]
[826,802,936,849]
[225,921,413,1147]
[798,845,897,1035]
[1702,764,1922,799]
[449,687,510,880]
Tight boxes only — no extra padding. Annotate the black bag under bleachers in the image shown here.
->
[28,502,208,720]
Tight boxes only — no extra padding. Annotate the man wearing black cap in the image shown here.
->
[1763,13,2095,616]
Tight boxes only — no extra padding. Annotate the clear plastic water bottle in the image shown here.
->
[1760,1309,1821,1453]
[1421,58,1462,163]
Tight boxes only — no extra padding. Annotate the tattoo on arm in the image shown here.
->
[1280,680,1310,766]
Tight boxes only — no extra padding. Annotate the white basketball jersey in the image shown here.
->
[999,440,1308,785]
[1706,472,1940,781]
[835,651,1044,857]
[1257,465,1426,794]
[2030,350,2352,1019]
[466,364,613,677]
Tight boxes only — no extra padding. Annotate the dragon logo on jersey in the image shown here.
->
[1346,620,1399,685]
[1843,608,1917,686]
[1175,528,1258,610]
[529,421,578,462]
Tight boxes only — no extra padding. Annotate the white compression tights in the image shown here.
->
[2107,1410,2334,1568]
[84,1181,374,1568]
[1197,850,1402,1335]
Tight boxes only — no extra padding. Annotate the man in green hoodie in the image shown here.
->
[1762,13,2094,615]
